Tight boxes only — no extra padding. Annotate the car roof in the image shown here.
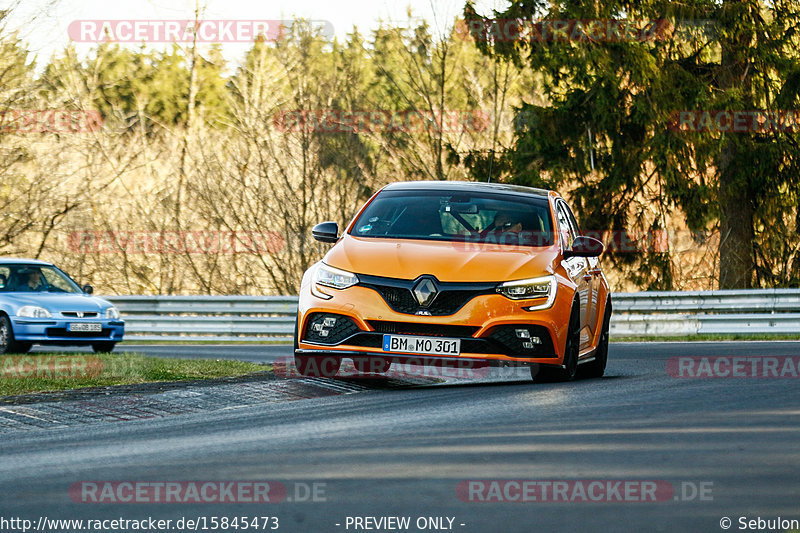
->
[382,180,553,198]
[0,258,54,266]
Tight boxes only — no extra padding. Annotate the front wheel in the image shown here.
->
[0,315,30,355]
[532,303,580,383]
[92,342,117,353]
[582,300,611,378]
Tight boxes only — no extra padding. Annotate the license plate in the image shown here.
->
[69,323,102,332]
[382,334,461,356]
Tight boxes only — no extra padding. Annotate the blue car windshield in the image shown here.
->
[350,190,554,246]
[0,265,83,294]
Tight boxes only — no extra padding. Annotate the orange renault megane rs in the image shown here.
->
[294,181,611,382]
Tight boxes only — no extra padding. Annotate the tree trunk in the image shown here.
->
[717,0,755,289]
[717,145,754,288]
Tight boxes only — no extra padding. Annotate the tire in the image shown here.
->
[0,314,29,355]
[92,342,117,353]
[353,357,391,374]
[532,302,580,383]
[582,299,611,378]
[294,355,342,377]
[293,313,300,353]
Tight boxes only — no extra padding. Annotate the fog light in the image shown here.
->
[319,330,330,337]
[323,317,337,327]
[515,329,530,339]
[312,323,324,332]
[530,336,542,344]
[522,341,533,349]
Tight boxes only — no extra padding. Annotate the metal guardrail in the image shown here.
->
[108,296,297,342]
[106,289,800,342]
[610,289,800,336]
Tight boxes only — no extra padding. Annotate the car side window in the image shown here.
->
[563,202,582,236]
[41,269,71,292]
[555,202,576,249]
[0,267,8,291]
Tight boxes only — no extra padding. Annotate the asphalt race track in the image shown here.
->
[3,341,800,533]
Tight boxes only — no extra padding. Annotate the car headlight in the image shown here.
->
[17,306,52,318]
[314,263,359,290]
[496,275,557,310]
[105,307,121,320]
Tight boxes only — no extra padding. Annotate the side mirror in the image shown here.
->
[83,285,94,294]
[564,236,604,259]
[312,222,339,243]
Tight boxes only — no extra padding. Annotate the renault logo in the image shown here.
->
[412,278,438,307]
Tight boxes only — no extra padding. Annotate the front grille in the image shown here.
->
[346,333,384,348]
[372,285,419,314]
[368,321,479,338]
[342,331,556,358]
[348,333,499,355]
[462,338,504,354]
[359,274,495,316]
[45,328,112,338]
[427,290,486,315]
[302,313,361,345]
[62,312,99,318]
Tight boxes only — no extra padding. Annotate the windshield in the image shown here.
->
[350,189,554,246]
[0,264,83,294]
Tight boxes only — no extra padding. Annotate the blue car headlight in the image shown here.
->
[17,306,52,318]
[105,307,121,320]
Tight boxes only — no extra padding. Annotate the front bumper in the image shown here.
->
[297,281,573,365]
[11,318,125,345]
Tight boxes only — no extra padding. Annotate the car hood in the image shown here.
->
[324,235,560,282]
[1,293,112,314]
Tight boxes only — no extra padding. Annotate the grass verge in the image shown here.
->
[0,352,268,396]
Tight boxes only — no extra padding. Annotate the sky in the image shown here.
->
[5,0,509,69]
